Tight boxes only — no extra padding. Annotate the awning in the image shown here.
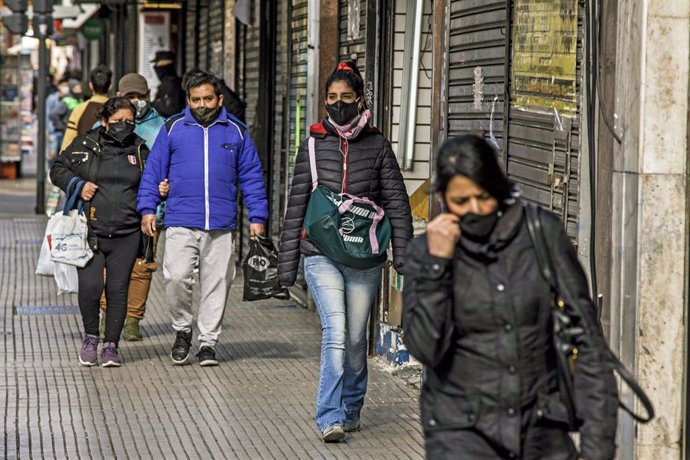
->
[61,4,100,30]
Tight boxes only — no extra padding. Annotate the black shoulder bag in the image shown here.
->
[524,203,654,429]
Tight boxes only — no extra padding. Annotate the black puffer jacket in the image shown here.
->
[402,203,618,460]
[278,119,413,285]
[50,127,149,240]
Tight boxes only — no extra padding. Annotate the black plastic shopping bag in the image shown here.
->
[242,236,290,301]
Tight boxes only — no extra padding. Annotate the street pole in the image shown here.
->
[35,29,47,215]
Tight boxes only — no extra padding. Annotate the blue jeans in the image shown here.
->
[304,256,382,432]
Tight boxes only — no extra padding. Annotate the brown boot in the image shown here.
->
[122,317,143,341]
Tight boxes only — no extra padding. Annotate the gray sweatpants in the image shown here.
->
[163,227,236,348]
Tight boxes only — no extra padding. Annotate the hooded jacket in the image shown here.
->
[50,127,149,239]
[137,106,268,231]
[402,203,618,460]
[277,119,413,285]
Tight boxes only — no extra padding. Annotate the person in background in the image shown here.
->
[277,61,413,442]
[137,70,268,367]
[44,77,63,168]
[150,51,185,118]
[402,136,618,460]
[60,65,113,152]
[47,78,75,155]
[96,73,167,341]
[50,98,150,368]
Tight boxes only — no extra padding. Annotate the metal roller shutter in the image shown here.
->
[197,0,210,71]
[338,0,368,71]
[185,0,198,69]
[506,1,582,239]
[446,0,508,155]
[287,0,308,187]
[208,0,224,77]
[236,17,262,260]
[271,0,289,237]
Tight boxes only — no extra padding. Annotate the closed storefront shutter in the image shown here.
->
[208,0,224,77]
[506,1,582,238]
[272,0,289,237]
[446,0,583,239]
[197,0,210,71]
[236,16,262,260]
[446,0,508,154]
[185,0,198,69]
[339,0,368,71]
[287,0,308,187]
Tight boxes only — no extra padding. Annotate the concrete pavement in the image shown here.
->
[0,179,424,459]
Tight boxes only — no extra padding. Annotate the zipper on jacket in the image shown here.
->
[203,126,210,230]
[109,153,118,237]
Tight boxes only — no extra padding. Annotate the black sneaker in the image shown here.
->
[196,346,219,367]
[171,330,192,365]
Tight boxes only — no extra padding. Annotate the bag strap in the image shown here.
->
[337,196,386,255]
[308,137,318,192]
[524,203,655,424]
[62,177,86,215]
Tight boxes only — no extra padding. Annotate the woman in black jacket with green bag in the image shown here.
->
[278,61,413,442]
[402,136,618,460]
[51,97,150,368]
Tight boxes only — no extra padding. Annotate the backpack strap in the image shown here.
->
[308,136,318,192]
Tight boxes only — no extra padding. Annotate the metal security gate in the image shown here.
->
[287,0,308,188]
[338,0,368,71]
[445,0,583,240]
[208,0,224,77]
[446,0,508,157]
[506,1,582,239]
[236,15,262,260]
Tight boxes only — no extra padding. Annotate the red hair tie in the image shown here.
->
[336,62,353,72]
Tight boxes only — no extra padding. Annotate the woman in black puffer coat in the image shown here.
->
[402,136,618,460]
[278,61,412,442]
[51,97,150,369]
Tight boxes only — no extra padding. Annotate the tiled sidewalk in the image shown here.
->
[0,214,424,459]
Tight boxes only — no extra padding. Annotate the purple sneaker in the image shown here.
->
[101,341,121,367]
[79,334,99,366]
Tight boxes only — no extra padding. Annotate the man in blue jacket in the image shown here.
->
[137,70,268,366]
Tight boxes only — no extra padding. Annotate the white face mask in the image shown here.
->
[134,99,149,118]
[59,86,70,96]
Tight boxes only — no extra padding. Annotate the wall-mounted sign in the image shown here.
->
[511,0,578,116]
[138,11,171,98]
[81,18,105,41]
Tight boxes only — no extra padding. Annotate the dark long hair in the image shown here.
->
[325,60,365,102]
[97,97,135,121]
[434,136,514,204]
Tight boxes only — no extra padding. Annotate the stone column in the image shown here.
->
[610,0,689,458]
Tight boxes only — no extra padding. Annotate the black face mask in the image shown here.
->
[326,100,360,126]
[192,106,220,126]
[460,210,500,242]
[107,121,135,143]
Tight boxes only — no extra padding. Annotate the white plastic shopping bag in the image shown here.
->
[35,232,55,276]
[47,177,93,267]
[54,262,78,295]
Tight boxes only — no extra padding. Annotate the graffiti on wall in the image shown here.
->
[511,0,579,116]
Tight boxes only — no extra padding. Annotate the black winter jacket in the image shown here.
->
[278,119,413,285]
[402,203,618,460]
[152,65,185,119]
[50,128,149,240]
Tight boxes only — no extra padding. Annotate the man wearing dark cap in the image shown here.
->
[151,50,185,118]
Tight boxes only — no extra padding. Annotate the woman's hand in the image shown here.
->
[80,182,98,201]
[159,178,169,198]
[426,213,460,259]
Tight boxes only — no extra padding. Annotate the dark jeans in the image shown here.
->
[78,231,140,343]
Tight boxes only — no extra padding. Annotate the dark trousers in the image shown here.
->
[425,416,578,460]
[78,231,140,343]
